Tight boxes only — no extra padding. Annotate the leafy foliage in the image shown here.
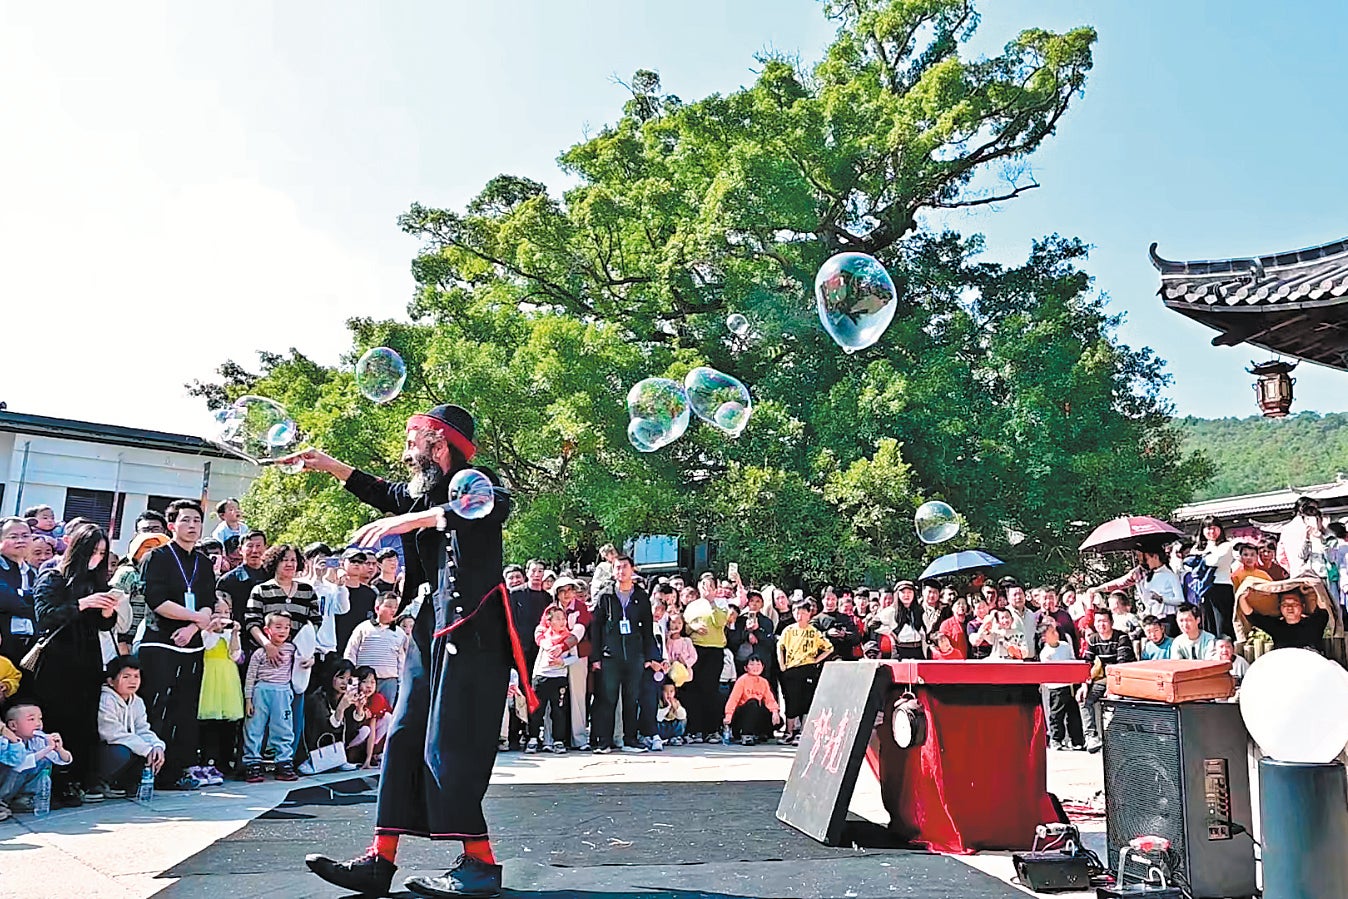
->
[191,0,1210,587]
[1179,412,1348,501]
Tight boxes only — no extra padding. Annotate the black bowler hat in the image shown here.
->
[407,404,478,462]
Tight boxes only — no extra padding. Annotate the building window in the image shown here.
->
[146,495,180,515]
[63,488,119,535]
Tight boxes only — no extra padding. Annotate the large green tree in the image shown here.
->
[194,0,1210,586]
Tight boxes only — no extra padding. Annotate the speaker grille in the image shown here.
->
[1103,702,1186,870]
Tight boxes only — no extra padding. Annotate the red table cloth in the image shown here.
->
[865,660,1089,854]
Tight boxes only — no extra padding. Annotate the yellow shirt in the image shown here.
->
[778,623,832,670]
[0,655,20,699]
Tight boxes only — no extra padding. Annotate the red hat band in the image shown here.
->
[407,414,477,462]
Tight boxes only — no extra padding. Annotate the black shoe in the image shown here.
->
[306,848,397,896]
[405,854,502,898]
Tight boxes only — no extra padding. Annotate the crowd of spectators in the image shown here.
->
[1,497,1344,823]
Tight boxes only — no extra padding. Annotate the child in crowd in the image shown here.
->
[498,669,529,752]
[1139,615,1173,660]
[22,505,65,553]
[1038,623,1085,751]
[347,667,391,769]
[723,657,780,745]
[0,703,72,816]
[656,682,687,746]
[777,601,834,745]
[1109,591,1141,639]
[1217,638,1250,697]
[211,498,249,546]
[242,613,298,783]
[94,656,165,797]
[528,606,581,754]
[930,632,965,660]
[343,593,406,708]
[197,596,244,783]
[0,652,19,703]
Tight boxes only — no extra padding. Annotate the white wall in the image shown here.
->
[2,433,255,552]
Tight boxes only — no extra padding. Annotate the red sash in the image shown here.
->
[434,583,540,713]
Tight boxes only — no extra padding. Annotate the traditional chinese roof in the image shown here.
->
[1150,237,1348,371]
[1172,474,1348,523]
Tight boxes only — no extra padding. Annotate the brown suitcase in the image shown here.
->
[1105,659,1234,703]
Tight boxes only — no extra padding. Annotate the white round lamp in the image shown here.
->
[1239,648,1348,763]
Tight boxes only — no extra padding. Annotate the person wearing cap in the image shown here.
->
[372,547,401,596]
[887,580,925,659]
[549,576,593,751]
[291,405,528,899]
[112,531,169,651]
[335,548,376,656]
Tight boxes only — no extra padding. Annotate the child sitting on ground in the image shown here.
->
[722,657,781,746]
[527,606,581,754]
[0,703,72,817]
[347,666,391,769]
[242,613,298,783]
[94,655,165,797]
[656,682,687,746]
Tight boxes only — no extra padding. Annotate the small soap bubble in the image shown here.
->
[212,395,296,464]
[684,367,753,437]
[915,501,960,545]
[447,469,495,520]
[355,347,407,404]
[726,313,750,337]
[814,252,897,353]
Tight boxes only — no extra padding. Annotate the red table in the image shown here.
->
[865,660,1090,854]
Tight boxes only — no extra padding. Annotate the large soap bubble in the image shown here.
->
[915,501,960,545]
[814,252,897,353]
[684,367,752,438]
[626,378,691,452]
[355,347,407,404]
[1240,648,1348,763]
[726,313,750,337]
[447,469,496,520]
[213,395,298,464]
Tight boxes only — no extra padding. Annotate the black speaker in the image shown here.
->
[1101,700,1256,899]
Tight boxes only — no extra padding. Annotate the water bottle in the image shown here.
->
[137,765,155,804]
[33,769,51,817]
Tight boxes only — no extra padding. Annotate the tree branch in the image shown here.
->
[932,180,1039,209]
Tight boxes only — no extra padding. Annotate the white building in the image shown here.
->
[0,410,256,553]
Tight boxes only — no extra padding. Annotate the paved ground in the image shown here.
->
[0,745,1104,899]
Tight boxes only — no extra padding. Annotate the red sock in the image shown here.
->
[463,838,495,865]
[372,833,399,863]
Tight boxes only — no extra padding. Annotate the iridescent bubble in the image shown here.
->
[266,421,297,449]
[814,252,897,353]
[447,468,496,520]
[915,501,960,545]
[625,378,690,452]
[684,367,753,436]
[277,457,306,475]
[626,418,663,453]
[355,347,407,404]
[712,401,750,438]
[726,313,750,337]
[212,395,296,463]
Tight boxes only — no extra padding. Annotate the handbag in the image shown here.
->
[20,622,70,673]
[303,733,347,774]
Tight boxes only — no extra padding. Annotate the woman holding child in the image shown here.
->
[31,523,122,805]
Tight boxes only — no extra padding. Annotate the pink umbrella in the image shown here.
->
[1078,516,1184,554]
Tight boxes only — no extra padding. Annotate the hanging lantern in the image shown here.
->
[1247,360,1297,418]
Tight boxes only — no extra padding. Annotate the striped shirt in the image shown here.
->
[244,642,295,697]
[344,620,407,678]
[244,579,321,636]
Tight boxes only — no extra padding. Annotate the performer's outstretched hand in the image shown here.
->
[352,510,439,547]
[275,448,353,481]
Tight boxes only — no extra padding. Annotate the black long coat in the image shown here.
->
[343,464,521,839]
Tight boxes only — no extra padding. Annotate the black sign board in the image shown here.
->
[776,660,887,845]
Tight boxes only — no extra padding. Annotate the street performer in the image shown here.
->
[294,404,535,898]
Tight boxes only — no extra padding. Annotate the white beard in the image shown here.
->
[408,459,446,498]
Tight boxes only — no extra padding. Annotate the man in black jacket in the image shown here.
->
[1077,612,1136,752]
[0,517,37,671]
[812,592,860,661]
[590,555,656,753]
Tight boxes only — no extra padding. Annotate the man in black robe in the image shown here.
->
[299,405,533,898]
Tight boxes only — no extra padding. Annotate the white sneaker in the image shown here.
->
[298,760,317,776]
[621,744,648,753]
[339,762,358,771]
[650,735,663,752]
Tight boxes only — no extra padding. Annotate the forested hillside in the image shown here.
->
[1179,412,1348,500]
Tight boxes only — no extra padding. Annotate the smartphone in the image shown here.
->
[324,558,341,569]
[727,562,739,580]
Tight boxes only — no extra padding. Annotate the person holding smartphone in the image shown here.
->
[303,543,350,661]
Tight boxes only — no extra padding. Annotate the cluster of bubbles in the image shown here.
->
[625,367,753,452]
[814,252,898,353]
[212,396,303,472]
[355,347,407,404]
[447,468,497,520]
[915,500,960,545]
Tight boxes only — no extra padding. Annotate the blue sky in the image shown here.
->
[2,0,1344,434]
